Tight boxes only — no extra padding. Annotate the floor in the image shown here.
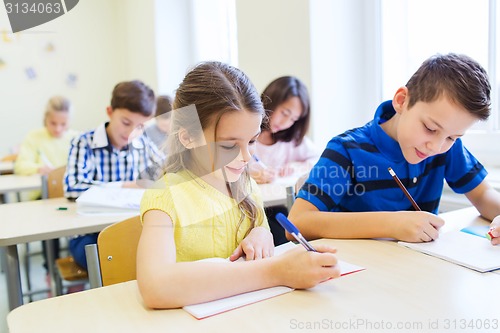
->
[0,241,88,333]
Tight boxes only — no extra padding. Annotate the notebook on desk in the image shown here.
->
[183,242,365,319]
[76,186,144,215]
[399,230,500,273]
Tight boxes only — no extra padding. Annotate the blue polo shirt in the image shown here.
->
[297,100,487,213]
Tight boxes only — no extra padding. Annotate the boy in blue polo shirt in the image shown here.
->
[289,53,500,245]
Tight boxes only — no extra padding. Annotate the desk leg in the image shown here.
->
[2,245,23,310]
[44,240,62,296]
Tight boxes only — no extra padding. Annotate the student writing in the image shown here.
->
[64,80,164,270]
[144,94,173,151]
[289,53,500,244]
[14,95,78,281]
[137,62,340,309]
[248,76,320,246]
[249,76,320,184]
[15,96,78,200]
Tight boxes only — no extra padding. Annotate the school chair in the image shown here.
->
[285,173,309,211]
[41,166,88,296]
[85,215,142,288]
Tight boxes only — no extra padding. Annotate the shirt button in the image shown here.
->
[413,177,417,183]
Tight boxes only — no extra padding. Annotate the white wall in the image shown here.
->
[0,0,381,158]
[236,0,381,150]
[309,0,381,148]
[235,0,311,94]
[0,0,157,156]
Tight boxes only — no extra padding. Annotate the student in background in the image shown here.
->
[248,76,320,246]
[64,80,164,270]
[137,62,340,309]
[15,95,78,278]
[289,53,500,245]
[15,96,78,200]
[249,76,320,184]
[145,95,173,150]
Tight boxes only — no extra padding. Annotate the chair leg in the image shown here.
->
[23,243,33,303]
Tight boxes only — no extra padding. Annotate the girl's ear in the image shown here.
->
[178,127,193,149]
[392,87,409,114]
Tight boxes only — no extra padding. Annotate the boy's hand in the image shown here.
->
[488,215,500,245]
[229,227,274,261]
[273,244,340,289]
[394,211,445,242]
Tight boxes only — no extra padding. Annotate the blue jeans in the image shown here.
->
[69,233,98,270]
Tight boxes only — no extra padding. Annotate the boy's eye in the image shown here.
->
[249,140,256,145]
[424,124,436,133]
[447,137,456,142]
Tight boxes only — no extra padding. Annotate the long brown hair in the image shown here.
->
[167,61,266,241]
[261,76,311,145]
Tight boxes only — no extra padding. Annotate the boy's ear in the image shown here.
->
[392,87,409,114]
[178,127,194,149]
[106,106,113,118]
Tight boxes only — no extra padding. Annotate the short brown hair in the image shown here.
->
[111,80,155,117]
[406,53,491,120]
[155,95,173,117]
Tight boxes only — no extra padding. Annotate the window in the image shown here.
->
[380,0,500,164]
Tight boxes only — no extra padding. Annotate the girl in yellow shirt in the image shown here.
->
[15,95,77,199]
[137,61,341,309]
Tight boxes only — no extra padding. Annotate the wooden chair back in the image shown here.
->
[41,166,66,199]
[97,215,142,286]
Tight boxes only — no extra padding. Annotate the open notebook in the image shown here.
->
[399,230,500,273]
[183,242,365,319]
[75,186,144,215]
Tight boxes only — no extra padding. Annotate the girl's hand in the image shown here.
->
[489,216,500,245]
[274,244,340,289]
[279,165,295,177]
[391,211,445,242]
[38,165,54,176]
[249,167,277,184]
[229,227,274,261]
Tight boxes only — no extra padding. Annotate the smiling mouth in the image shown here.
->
[226,165,245,174]
[415,149,428,159]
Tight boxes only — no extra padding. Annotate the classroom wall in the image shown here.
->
[235,0,312,95]
[236,0,381,149]
[309,0,381,148]
[0,0,158,156]
[0,0,381,157]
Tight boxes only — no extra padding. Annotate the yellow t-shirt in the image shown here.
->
[14,127,78,200]
[140,170,269,262]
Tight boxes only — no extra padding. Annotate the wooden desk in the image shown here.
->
[0,174,41,194]
[259,176,297,208]
[8,207,500,333]
[0,198,136,310]
[0,161,14,175]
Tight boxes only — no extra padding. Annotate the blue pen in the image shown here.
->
[275,213,316,252]
[252,155,268,169]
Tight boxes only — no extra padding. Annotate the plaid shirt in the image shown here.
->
[64,122,164,199]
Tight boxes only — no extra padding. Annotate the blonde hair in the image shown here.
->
[43,96,71,124]
[167,61,265,241]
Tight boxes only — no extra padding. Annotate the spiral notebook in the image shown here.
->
[399,230,500,273]
[183,242,365,319]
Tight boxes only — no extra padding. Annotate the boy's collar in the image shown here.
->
[91,122,145,151]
